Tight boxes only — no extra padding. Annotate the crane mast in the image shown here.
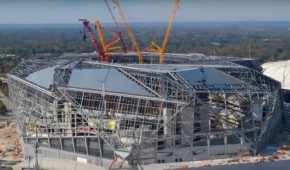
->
[112,0,143,64]
[79,19,105,62]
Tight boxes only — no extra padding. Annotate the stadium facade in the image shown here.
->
[7,53,281,169]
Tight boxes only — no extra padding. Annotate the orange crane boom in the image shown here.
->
[95,20,121,61]
[143,0,180,64]
[95,20,107,51]
[159,0,180,64]
[112,0,143,64]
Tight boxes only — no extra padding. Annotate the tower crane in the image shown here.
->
[112,0,143,64]
[144,0,180,64]
[79,19,105,62]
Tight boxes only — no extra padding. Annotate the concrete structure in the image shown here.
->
[7,53,281,169]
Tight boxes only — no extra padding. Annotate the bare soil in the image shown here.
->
[0,121,22,160]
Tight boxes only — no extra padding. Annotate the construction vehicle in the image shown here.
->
[79,19,105,62]
[112,0,143,64]
[144,0,180,64]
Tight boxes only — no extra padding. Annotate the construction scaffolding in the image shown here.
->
[7,54,281,168]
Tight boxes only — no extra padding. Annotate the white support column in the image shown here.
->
[181,106,194,145]
[64,102,72,137]
[224,135,227,156]
[163,108,172,147]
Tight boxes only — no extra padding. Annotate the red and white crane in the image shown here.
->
[79,18,105,62]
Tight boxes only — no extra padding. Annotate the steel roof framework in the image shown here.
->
[7,56,281,168]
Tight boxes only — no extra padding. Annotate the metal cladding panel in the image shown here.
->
[177,67,248,90]
[25,65,58,89]
[262,60,290,90]
[68,68,155,97]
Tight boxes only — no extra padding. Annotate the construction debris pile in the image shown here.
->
[202,144,290,166]
[209,93,252,129]
[159,144,290,170]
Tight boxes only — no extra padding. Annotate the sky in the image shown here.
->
[0,0,290,24]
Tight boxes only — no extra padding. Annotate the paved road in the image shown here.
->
[188,159,290,170]
[12,158,105,170]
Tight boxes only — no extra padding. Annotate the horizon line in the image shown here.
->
[1,20,290,25]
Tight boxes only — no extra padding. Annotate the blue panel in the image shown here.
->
[177,67,247,90]
[25,66,58,89]
[68,68,154,97]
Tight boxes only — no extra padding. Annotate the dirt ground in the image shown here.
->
[0,119,22,160]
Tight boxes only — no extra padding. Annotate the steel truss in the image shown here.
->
[7,56,281,167]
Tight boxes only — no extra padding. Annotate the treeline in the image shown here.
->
[0,25,290,69]
[0,28,95,57]
[133,26,290,63]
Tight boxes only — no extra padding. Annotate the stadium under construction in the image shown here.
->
[7,53,282,168]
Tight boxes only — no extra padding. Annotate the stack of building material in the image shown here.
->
[208,93,252,130]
